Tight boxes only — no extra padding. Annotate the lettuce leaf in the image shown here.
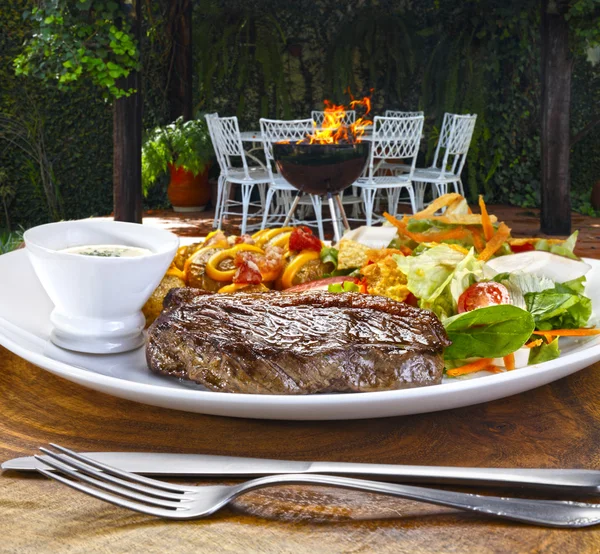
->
[394,245,483,320]
[535,231,579,260]
[528,338,561,365]
[524,283,592,330]
[443,305,535,360]
[493,271,555,309]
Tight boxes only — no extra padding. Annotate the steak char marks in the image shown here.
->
[146,289,451,394]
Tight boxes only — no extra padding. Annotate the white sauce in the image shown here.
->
[61,244,152,258]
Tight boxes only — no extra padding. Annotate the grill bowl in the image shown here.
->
[273,142,370,196]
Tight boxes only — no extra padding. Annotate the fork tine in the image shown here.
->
[36,455,187,510]
[39,449,187,501]
[38,468,184,519]
[48,443,194,493]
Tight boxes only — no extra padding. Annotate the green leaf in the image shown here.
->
[443,305,535,360]
[528,338,561,365]
[525,286,592,330]
[320,246,339,267]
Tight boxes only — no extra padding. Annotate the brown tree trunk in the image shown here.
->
[540,0,573,235]
[167,0,193,122]
[113,0,143,223]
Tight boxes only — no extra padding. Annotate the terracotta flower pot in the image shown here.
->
[167,163,211,212]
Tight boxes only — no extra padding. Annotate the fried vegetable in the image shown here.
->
[142,274,186,327]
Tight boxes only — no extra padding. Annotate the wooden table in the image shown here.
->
[2,347,600,552]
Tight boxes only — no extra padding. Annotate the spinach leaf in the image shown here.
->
[524,286,592,330]
[443,305,535,360]
[528,338,561,365]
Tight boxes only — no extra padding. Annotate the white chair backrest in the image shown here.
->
[204,113,227,173]
[311,110,356,127]
[432,113,477,177]
[367,115,424,179]
[385,110,424,118]
[207,115,251,179]
[259,118,313,180]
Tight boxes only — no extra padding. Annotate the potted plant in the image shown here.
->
[142,116,214,212]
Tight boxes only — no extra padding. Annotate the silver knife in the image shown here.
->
[3,452,600,494]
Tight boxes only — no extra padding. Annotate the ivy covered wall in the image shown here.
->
[1,0,598,229]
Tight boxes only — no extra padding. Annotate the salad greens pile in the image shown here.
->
[390,237,595,374]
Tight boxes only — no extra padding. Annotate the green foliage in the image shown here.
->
[0,227,24,255]
[325,5,417,105]
[14,0,140,99]
[0,169,15,231]
[142,116,214,195]
[194,0,291,119]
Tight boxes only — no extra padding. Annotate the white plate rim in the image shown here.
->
[1,249,600,420]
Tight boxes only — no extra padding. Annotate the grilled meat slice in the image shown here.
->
[146,289,451,394]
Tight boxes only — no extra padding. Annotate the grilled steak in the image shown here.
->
[146,289,450,394]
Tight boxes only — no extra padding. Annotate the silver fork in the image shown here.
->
[36,444,600,527]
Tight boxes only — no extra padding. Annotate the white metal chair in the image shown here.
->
[354,115,424,225]
[412,113,477,208]
[259,118,327,239]
[205,114,271,234]
[311,109,356,127]
[385,110,424,118]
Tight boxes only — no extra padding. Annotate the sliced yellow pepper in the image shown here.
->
[280,250,320,289]
[206,244,264,282]
[183,240,228,282]
[166,267,186,280]
[218,283,270,293]
[251,228,271,240]
[256,227,295,247]
[270,231,292,249]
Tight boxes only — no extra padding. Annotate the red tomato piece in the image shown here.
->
[232,260,262,284]
[289,226,322,252]
[457,282,510,314]
[510,242,536,253]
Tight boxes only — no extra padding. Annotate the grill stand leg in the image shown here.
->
[328,193,347,244]
[282,194,302,227]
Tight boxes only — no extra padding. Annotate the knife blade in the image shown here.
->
[3,452,600,494]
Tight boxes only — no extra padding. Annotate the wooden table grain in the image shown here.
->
[2,348,600,553]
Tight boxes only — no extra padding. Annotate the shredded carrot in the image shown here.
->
[488,366,504,374]
[478,223,511,262]
[524,339,544,348]
[446,358,494,377]
[503,353,515,371]
[478,195,494,241]
[383,212,470,243]
[534,329,600,340]
[470,227,485,253]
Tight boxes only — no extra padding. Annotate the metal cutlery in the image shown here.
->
[5,451,600,494]
[34,444,600,527]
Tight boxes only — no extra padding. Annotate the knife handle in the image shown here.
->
[310,463,600,494]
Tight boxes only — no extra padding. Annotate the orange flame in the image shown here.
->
[304,93,373,145]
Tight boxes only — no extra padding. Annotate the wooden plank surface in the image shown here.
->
[2,347,600,553]
[3,206,600,552]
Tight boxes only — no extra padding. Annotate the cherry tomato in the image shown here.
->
[289,226,322,252]
[457,282,510,314]
[510,242,536,253]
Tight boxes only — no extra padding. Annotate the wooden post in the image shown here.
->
[167,0,193,122]
[540,0,573,235]
[113,0,143,223]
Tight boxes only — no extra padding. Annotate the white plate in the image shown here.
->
[1,248,600,421]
